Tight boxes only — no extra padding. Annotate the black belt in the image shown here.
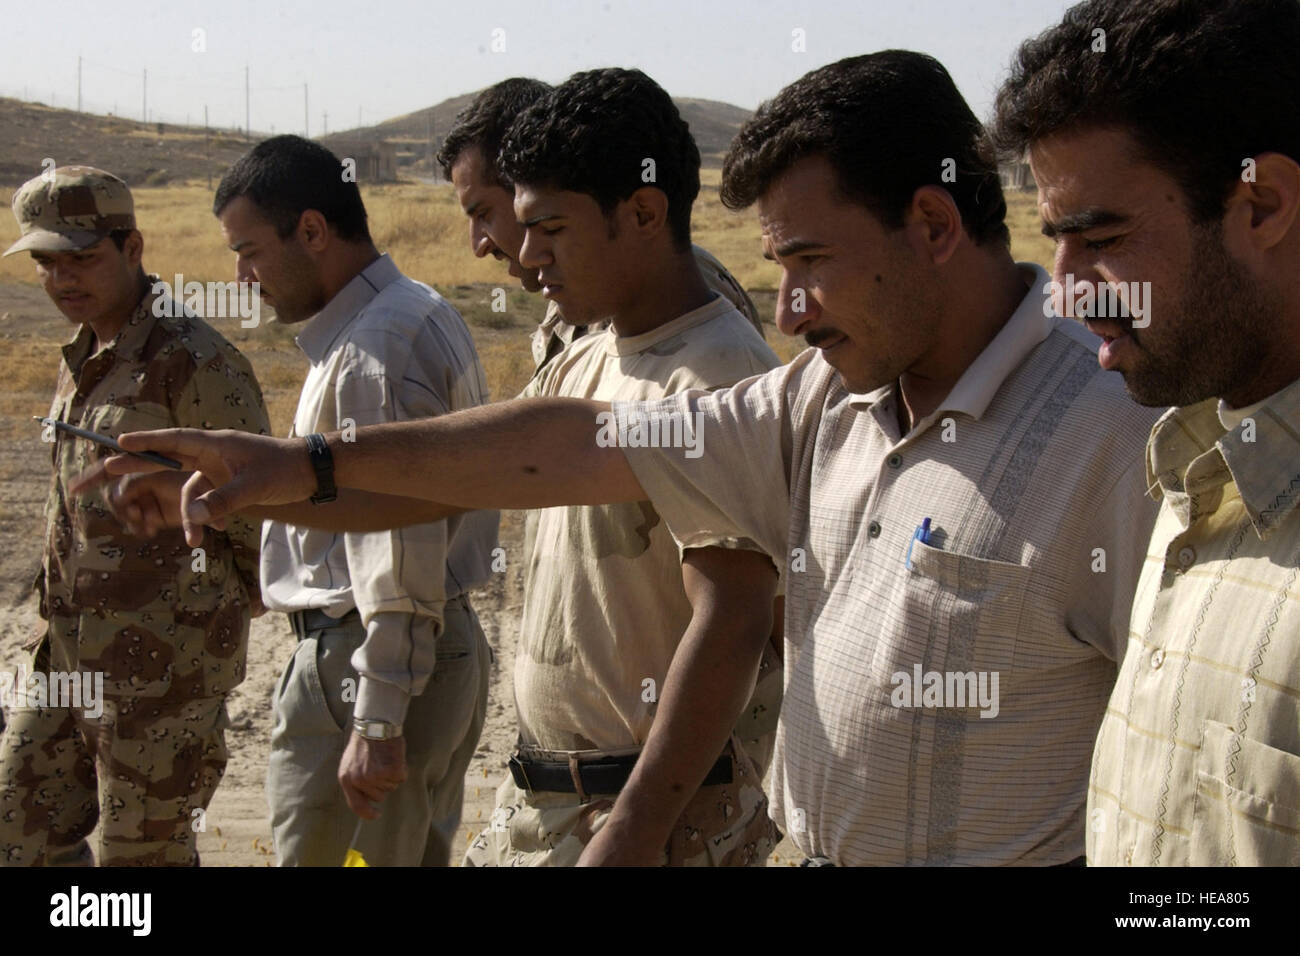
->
[509,748,733,799]
[288,594,471,640]
[288,608,361,639]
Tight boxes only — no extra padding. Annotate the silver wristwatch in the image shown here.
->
[352,718,403,740]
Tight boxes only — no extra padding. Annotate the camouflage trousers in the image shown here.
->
[464,738,779,866]
[0,641,227,866]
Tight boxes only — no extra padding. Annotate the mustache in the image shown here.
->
[805,329,840,349]
[1086,314,1142,345]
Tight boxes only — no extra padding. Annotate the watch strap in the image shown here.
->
[305,432,337,504]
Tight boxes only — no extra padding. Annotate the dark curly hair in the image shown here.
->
[993,0,1300,224]
[497,68,700,250]
[436,78,552,186]
[721,51,1009,248]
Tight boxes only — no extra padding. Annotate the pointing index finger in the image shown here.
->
[117,428,210,469]
[117,427,205,457]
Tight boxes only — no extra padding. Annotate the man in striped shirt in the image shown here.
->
[996,0,1300,866]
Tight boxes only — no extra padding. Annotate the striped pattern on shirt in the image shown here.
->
[619,265,1164,864]
[1088,377,1300,866]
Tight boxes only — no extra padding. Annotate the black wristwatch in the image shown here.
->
[305,432,337,504]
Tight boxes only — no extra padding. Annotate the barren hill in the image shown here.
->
[0,97,257,189]
[323,93,753,176]
[0,89,752,188]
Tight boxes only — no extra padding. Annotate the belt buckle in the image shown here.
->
[568,753,590,805]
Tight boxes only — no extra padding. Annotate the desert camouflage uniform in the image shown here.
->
[529,244,765,371]
[0,283,268,866]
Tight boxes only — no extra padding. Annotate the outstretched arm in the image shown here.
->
[70,461,465,537]
[96,398,646,546]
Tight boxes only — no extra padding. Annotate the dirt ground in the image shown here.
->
[0,282,797,866]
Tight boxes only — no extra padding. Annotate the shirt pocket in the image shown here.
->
[70,403,178,541]
[900,539,1031,684]
[1191,720,1300,866]
[72,567,182,695]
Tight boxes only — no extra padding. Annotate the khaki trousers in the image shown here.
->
[267,595,490,866]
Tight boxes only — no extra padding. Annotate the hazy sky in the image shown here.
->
[1,0,1077,135]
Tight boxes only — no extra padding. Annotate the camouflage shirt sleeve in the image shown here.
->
[170,339,271,611]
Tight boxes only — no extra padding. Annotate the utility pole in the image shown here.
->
[205,104,211,191]
[142,68,147,123]
[304,83,309,137]
[77,56,81,112]
[323,111,328,136]
[245,65,250,139]
[357,105,361,129]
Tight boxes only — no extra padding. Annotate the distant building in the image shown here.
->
[327,140,398,183]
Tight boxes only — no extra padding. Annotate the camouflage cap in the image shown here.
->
[4,166,135,257]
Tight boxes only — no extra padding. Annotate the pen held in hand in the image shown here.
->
[34,416,184,470]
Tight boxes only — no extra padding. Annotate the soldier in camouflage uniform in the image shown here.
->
[0,167,269,866]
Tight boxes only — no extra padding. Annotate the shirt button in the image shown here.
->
[886,453,903,469]
[1125,846,1134,866]
[1177,546,1196,568]
[1151,648,1165,670]
[867,520,882,538]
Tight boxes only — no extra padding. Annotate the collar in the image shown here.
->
[295,254,401,363]
[847,262,1056,430]
[1147,375,1300,538]
[61,277,163,377]
[1217,396,1266,431]
[604,293,729,356]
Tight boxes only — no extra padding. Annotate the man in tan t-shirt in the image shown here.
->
[436,77,765,374]
[449,68,782,866]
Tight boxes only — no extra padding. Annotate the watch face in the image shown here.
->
[356,720,397,739]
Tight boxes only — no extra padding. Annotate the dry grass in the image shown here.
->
[0,174,1051,291]
[1005,190,1056,273]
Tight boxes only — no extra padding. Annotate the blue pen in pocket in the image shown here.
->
[905,517,932,570]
